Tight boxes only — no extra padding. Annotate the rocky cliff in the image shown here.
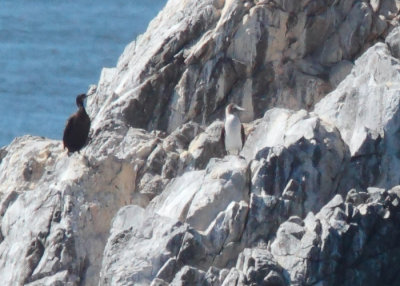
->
[1,0,400,285]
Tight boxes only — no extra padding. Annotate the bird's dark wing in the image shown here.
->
[62,116,75,149]
[241,124,245,147]
[80,112,91,140]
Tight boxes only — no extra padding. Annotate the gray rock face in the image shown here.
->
[386,26,400,58]
[0,136,137,285]
[99,208,189,285]
[271,190,400,286]
[315,42,400,189]
[1,0,400,286]
[243,108,347,214]
[87,0,398,136]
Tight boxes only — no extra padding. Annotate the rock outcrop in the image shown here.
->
[88,0,399,133]
[1,0,400,285]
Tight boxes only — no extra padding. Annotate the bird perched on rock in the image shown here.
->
[63,93,91,154]
[221,103,245,155]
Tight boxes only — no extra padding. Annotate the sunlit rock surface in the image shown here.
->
[1,0,400,285]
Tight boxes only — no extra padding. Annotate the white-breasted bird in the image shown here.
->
[221,103,246,155]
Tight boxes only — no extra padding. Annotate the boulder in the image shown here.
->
[243,108,347,213]
[315,41,400,189]
[151,155,249,232]
[99,209,190,286]
[270,190,400,285]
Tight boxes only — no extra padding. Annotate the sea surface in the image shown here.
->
[0,0,166,147]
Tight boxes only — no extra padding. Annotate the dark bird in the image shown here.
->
[221,103,246,155]
[63,93,91,154]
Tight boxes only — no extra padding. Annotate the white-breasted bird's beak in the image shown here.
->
[234,105,246,112]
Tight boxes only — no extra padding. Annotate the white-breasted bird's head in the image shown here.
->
[226,103,245,116]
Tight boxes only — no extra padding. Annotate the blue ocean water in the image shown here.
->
[0,0,166,147]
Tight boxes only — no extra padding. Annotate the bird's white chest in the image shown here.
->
[224,114,242,154]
